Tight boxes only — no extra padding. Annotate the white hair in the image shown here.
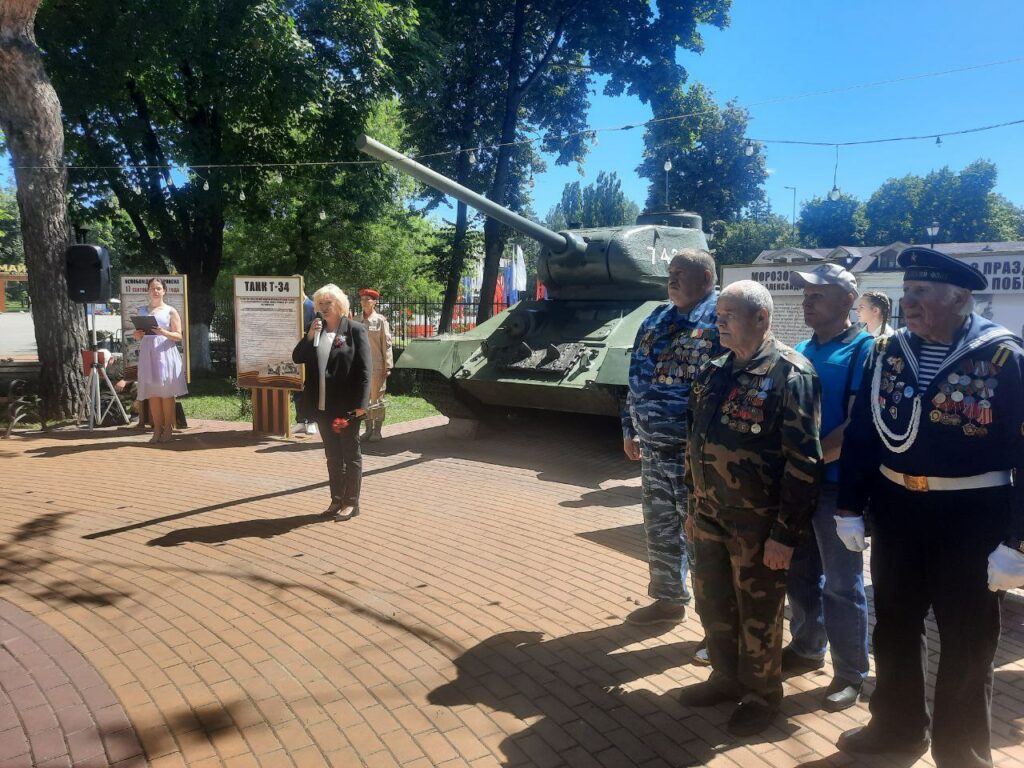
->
[312,283,350,316]
[721,280,773,321]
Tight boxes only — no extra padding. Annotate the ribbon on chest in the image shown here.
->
[719,373,774,434]
[641,325,715,385]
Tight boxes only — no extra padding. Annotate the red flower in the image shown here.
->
[331,417,349,433]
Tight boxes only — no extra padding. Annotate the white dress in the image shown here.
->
[136,305,188,399]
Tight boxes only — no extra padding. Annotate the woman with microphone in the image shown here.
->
[292,284,371,520]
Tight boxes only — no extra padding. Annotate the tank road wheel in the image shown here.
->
[416,371,484,420]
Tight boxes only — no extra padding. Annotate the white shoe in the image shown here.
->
[305,422,317,436]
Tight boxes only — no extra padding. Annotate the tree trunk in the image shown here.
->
[438,199,469,334]
[0,0,86,421]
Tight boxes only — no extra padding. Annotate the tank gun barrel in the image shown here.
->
[356,134,583,256]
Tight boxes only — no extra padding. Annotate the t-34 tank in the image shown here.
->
[356,134,709,418]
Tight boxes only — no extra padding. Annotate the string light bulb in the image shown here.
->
[935,136,943,146]
[827,145,841,201]
[238,189,246,201]
[318,208,327,221]
[202,179,209,191]
[744,141,755,157]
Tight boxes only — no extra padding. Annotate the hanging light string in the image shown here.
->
[12,55,1024,174]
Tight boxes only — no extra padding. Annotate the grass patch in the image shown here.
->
[180,373,438,425]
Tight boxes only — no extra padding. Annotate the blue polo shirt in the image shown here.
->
[796,325,873,483]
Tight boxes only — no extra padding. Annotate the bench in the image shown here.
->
[0,360,42,438]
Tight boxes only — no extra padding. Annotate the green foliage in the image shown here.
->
[861,160,1024,245]
[713,212,797,266]
[0,188,24,265]
[638,83,766,225]
[545,172,640,230]
[798,193,867,248]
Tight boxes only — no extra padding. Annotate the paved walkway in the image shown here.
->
[1,415,1023,767]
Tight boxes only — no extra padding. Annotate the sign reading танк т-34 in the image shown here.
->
[233,276,304,390]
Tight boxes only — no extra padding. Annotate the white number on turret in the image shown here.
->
[647,246,679,265]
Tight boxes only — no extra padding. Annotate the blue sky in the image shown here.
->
[530,0,1024,232]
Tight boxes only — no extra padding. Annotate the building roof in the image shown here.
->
[753,241,1024,271]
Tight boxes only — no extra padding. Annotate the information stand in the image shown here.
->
[233,276,304,437]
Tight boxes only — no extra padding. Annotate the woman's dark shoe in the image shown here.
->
[322,501,344,517]
[726,699,778,737]
[334,505,360,522]
[837,724,930,755]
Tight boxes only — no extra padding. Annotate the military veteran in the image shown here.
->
[679,279,823,736]
[621,248,721,654]
[836,247,1024,767]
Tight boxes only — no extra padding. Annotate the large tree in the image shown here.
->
[798,192,866,248]
[37,0,416,371]
[638,82,766,226]
[0,0,86,420]
[401,0,731,325]
[863,160,1023,245]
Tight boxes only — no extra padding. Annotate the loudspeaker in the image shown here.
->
[66,245,111,303]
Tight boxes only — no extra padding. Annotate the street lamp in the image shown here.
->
[663,158,672,210]
[926,219,940,249]
[784,186,797,239]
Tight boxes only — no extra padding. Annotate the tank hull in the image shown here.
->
[396,299,667,417]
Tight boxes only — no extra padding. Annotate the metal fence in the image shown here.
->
[206,296,485,369]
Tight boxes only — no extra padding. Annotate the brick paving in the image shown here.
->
[1,415,1023,767]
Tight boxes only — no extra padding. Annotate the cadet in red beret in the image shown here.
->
[356,288,393,441]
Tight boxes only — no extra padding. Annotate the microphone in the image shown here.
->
[312,312,324,347]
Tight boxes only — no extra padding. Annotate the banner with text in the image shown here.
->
[234,276,304,390]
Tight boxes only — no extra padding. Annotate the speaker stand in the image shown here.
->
[84,303,130,430]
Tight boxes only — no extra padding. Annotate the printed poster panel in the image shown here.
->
[234,276,303,390]
[721,264,809,347]
[961,254,1024,338]
[119,275,190,382]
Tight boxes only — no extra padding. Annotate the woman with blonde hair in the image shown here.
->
[292,284,371,520]
[855,290,894,338]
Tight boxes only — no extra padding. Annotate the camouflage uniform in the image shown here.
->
[622,291,720,604]
[357,310,393,432]
[685,335,823,704]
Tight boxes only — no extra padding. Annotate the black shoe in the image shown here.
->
[781,645,825,673]
[625,599,687,626]
[333,505,360,522]
[727,699,777,737]
[322,501,344,516]
[837,724,930,755]
[823,679,861,712]
[678,680,741,707]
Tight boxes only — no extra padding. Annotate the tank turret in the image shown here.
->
[355,134,710,418]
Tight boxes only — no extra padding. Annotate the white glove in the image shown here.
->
[834,515,868,552]
[987,544,1024,592]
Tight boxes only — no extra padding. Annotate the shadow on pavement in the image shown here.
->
[24,428,267,457]
[576,523,647,562]
[84,455,430,541]
[428,623,799,767]
[359,412,639,491]
[146,512,331,546]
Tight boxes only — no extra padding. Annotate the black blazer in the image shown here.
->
[292,316,371,419]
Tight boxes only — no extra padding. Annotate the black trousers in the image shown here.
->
[868,479,1009,768]
[314,414,362,506]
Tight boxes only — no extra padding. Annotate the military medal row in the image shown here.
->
[718,376,774,434]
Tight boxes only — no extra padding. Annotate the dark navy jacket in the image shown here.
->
[838,313,1024,543]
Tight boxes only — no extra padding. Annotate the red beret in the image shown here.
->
[358,288,380,299]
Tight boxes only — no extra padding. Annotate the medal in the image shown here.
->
[750,423,762,434]
[950,390,964,403]
[930,410,942,422]
[903,386,914,398]
[889,405,898,420]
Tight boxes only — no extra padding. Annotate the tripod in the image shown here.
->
[83,303,130,430]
